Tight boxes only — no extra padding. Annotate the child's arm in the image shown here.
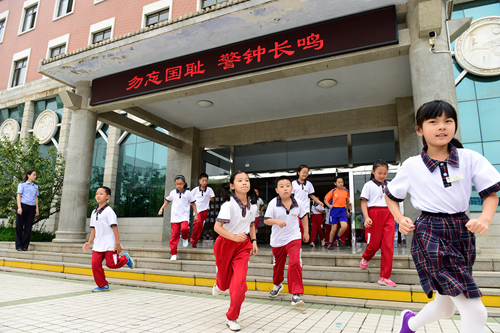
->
[385,195,414,235]
[301,214,310,243]
[361,199,372,228]
[209,196,215,202]
[259,204,265,215]
[466,192,499,235]
[158,201,170,215]
[309,194,324,207]
[82,228,96,253]
[214,221,247,242]
[191,202,198,221]
[264,218,286,228]
[249,223,258,256]
[112,225,123,254]
[324,199,333,209]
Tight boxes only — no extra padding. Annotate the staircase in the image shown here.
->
[1,242,499,308]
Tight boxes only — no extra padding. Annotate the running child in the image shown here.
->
[158,175,198,261]
[292,165,324,236]
[190,173,215,248]
[310,202,326,247]
[265,176,309,306]
[385,100,500,333]
[324,176,349,249]
[359,160,396,287]
[212,171,258,331]
[254,188,265,234]
[82,186,134,292]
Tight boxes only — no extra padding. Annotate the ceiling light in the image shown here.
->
[317,79,337,88]
[197,100,213,108]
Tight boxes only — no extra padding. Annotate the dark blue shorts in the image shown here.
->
[327,207,347,225]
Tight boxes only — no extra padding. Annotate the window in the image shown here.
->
[0,19,5,43]
[92,28,111,43]
[146,9,169,27]
[55,0,74,19]
[11,58,28,88]
[201,0,224,8]
[50,44,66,58]
[22,4,37,32]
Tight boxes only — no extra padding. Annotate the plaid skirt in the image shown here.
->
[411,211,481,299]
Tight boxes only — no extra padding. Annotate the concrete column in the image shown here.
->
[396,97,421,250]
[53,81,98,243]
[103,125,121,206]
[58,107,73,157]
[19,100,34,140]
[407,0,458,116]
[162,127,200,242]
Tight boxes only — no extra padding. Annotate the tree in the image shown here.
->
[0,135,65,226]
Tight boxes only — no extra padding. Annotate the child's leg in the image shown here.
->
[310,216,317,243]
[227,239,252,321]
[379,210,395,278]
[180,221,190,240]
[169,223,181,256]
[329,222,338,243]
[316,219,324,242]
[325,224,331,242]
[104,251,128,269]
[450,293,487,333]
[91,251,108,287]
[214,237,233,292]
[408,293,456,330]
[337,221,348,237]
[285,239,303,295]
[192,211,208,245]
[362,211,384,262]
[272,245,287,286]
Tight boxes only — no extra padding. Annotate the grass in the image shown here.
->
[0,224,55,242]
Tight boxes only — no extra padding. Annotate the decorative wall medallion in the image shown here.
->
[455,16,500,76]
[33,110,59,144]
[0,119,20,142]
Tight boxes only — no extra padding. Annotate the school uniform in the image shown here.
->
[310,204,325,243]
[190,186,214,246]
[214,195,258,321]
[324,188,349,225]
[16,181,39,250]
[292,180,314,236]
[360,179,395,278]
[90,205,128,287]
[165,189,196,256]
[265,196,307,295]
[386,145,500,299]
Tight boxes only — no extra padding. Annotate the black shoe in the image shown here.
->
[16,248,22,251]
[22,248,28,251]
[327,243,333,250]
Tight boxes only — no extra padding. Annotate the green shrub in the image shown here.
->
[0,223,55,242]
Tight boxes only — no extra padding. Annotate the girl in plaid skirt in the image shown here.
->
[385,100,500,333]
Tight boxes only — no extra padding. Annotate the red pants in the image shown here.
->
[214,236,252,321]
[91,250,128,287]
[191,210,208,245]
[362,207,395,278]
[310,214,324,243]
[272,239,303,295]
[325,224,331,241]
[170,221,189,255]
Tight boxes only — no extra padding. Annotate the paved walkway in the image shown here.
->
[0,271,499,333]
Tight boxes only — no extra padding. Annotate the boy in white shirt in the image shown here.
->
[265,176,309,306]
[190,173,215,248]
[83,186,134,292]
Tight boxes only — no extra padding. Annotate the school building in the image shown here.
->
[1,0,499,253]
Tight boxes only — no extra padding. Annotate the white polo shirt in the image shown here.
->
[292,180,315,213]
[311,204,325,215]
[216,195,258,235]
[386,146,500,214]
[256,197,264,216]
[265,196,307,248]
[90,205,118,252]
[191,186,215,212]
[360,179,388,208]
[166,189,196,223]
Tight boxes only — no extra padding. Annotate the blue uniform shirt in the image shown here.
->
[17,181,39,206]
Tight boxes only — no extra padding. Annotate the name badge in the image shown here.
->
[291,213,298,217]
[446,174,464,183]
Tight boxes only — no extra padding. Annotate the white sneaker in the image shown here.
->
[170,255,177,261]
[226,319,241,331]
[309,242,315,247]
[321,240,326,246]
[212,284,221,297]
[183,239,189,247]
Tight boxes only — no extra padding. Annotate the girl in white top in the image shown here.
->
[158,175,197,261]
[359,160,396,287]
[385,100,500,333]
[190,173,215,247]
[212,171,258,332]
[292,165,324,236]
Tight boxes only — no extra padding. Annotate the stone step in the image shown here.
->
[1,257,499,308]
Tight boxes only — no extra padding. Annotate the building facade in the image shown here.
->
[1,0,499,252]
